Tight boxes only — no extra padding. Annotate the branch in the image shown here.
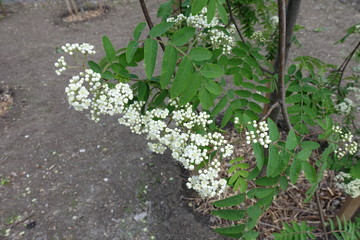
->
[336,40,360,88]
[315,191,329,240]
[277,0,292,131]
[139,0,165,51]
[260,102,279,121]
[225,0,245,42]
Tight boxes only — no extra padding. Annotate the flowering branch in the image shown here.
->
[139,0,165,51]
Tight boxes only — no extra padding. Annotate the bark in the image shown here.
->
[269,0,302,122]
[65,0,75,16]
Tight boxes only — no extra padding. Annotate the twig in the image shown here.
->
[225,0,245,42]
[336,40,360,89]
[277,0,292,132]
[138,0,165,51]
[315,190,329,240]
[261,102,279,121]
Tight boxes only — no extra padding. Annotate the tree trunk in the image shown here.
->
[336,196,360,223]
[69,0,79,15]
[269,0,302,122]
[65,0,75,16]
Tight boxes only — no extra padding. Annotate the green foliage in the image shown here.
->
[59,2,360,239]
[272,221,316,240]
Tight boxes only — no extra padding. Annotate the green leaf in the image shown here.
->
[205,80,222,95]
[149,22,174,38]
[235,90,252,98]
[285,129,298,150]
[88,61,101,73]
[217,3,228,24]
[290,158,302,184]
[279,176,288,191]
[247,188,274,199]
[300,141,320,150]
[138,81,149,101]
[252,93,270,103]
[189,47,213,61]
[160,45,177,88]
[133,22,146,41]
[171,27,195,46]
[240,81,255,89]
[267,118,279,142]
[212,194,245,207]
[157,2,172,20]
[179,73,202,105]
[103,36,116,62]
[213,224,245,236]
[126,40,138,63]
[111,63,129,78]
[350,162,360,178]
[248,102,262,113]
[144,38,158,79]
[211,209,245,221]
[170,56,194,98]
[200,64,224,78]
[302,162,317,183]
[191,0,208,15]
[255,176,279,186]
[255,85,272,93]
[244,231,259,240]
[288,64,297,75]
[211,95,228,117]
[253,143,264,170]
[267,145,279,177]
[247,205,262,219]
[207,0,216,23]
[221,106,233,128]
[297,149,312,161]
[240,68,252,80]
[199,88,213,110]
[102,71,113,80]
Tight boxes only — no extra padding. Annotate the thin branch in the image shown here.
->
[225,0,245,42]
[277,0,292,131]
[260,102,279,121]
[315,191,329,240]
[337,40,360,89]
[139,0,165,51]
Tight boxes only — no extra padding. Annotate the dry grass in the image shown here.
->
[63,8,106,23]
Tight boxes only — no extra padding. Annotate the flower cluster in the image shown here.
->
[335,98,353,115]
[166,14,187,33]
[245,120,271,148]
[186,7,219,29]
[186,159,227,198]
[118,100,234,197]
[332,125,358,158]
[58,44,234,197]
[335,172,360,198]
[61,43,96,55]
[166,7,236,54]
[270,16,279,27]
[208,28,236,54]
[251,31,266,43]
[54,56,67,75]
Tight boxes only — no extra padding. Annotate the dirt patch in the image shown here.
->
[0,85,14,116]
[62,6,109,23]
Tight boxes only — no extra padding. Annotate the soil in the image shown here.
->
[0,0,359,240]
